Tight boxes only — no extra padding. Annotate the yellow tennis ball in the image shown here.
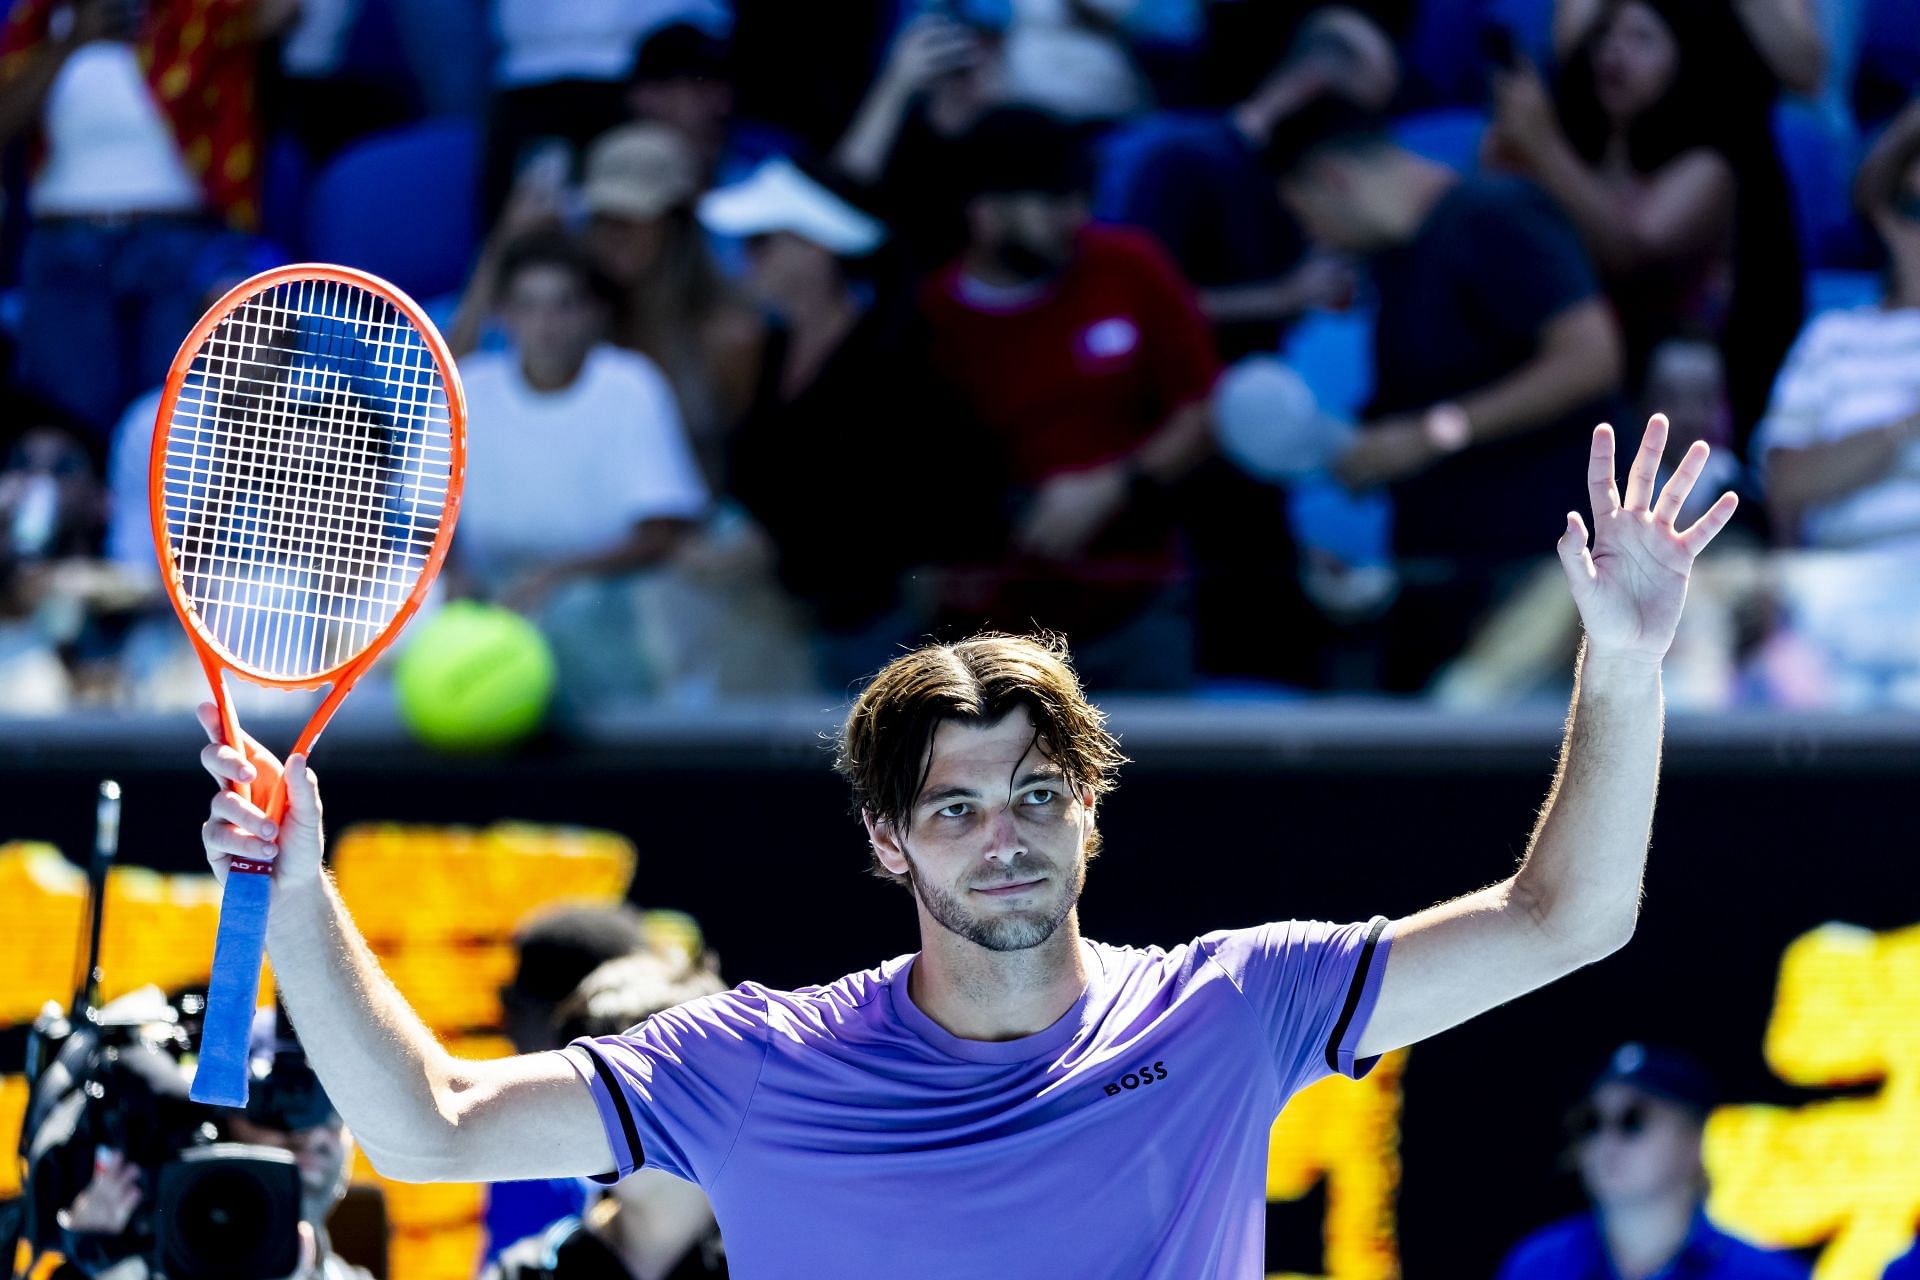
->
[394,602,556,751]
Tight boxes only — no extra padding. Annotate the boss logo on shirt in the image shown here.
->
[1103,1061,1169,1096]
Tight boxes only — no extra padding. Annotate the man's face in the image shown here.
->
[969,191,1088,281]
[501,265,601,383]
[1571,1083,1705,1208]
[226,1112,351,1225]
[869,708,1093,953]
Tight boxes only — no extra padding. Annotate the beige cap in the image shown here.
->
[581,124,699,220]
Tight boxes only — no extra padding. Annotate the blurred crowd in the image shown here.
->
[1,0,1918,717]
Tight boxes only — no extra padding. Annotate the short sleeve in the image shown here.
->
[558,987,769,1187]
[1460,184,1602,338]
[607,357,709,525]
[1198,917,1393,1101]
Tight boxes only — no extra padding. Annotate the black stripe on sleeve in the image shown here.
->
[575,1042,645,1176]
[1324,916,1390,1074]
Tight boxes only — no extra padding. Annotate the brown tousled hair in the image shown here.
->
[834,633,1128,885]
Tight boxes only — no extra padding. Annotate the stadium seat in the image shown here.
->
[1806,268,1881,318]
[1392,107,1488,175]
[1773,101,1869,270]
[305,120,482,303]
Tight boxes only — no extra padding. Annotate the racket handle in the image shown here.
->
[190,864,271,1107]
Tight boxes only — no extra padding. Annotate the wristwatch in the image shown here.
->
[1423,403,1472,454]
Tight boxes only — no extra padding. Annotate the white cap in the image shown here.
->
[698,157,886,257]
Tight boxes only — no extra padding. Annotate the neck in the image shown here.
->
[909,911,1089,1041]
[594,1183,716,1280]
[960,247,1060,291]
[1888,250,1920,309]
[520,350,587,393]
[1599,1194,1698,1280]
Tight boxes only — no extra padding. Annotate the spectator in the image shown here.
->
[705,157,1000,691]
[581,123,770,487]
[832,12,1003,280]
[56,1005,376,1280]
[1755,100,1920,550]
[1100,5,1397,359]
[488,950,730,1280]
[483,904,651,1266]
[454,232,708,706]
[480,1,731,220]
[626,20,778,189]
[921,108,1218,692]
[0,407,142,712]
[1265,93,1626,691]
[1490,0,1809,446]
[0,0,286,435]
[1496,1043,1808,1280]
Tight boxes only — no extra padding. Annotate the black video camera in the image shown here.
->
[18,999,305,1280]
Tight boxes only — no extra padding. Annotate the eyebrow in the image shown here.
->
[917,769,1065,807]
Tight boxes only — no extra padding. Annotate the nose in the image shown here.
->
[981,805,1025,864]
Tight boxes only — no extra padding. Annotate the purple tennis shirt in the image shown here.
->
[560,917,1393,1278]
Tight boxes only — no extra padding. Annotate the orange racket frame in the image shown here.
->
[149,263,467,826]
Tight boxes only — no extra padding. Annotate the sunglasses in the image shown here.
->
[1568,1101,1649,1140]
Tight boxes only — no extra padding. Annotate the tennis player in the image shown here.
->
[198,416,1736,1277]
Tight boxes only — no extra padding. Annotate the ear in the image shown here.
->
[863,809,912,878]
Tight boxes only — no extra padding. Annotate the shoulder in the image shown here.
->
[458,350,516,388]
[1496,1213,1601,1277]
[583,345,673,396]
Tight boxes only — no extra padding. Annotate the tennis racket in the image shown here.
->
[149,264,466,1106]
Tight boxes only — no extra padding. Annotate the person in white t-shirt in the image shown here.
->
[1757,100,1920,549]
[457,231,709,704]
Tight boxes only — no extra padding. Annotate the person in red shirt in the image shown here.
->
[920,108,1219,691]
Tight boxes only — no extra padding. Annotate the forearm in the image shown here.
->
[1733,0,1824,94]
[1457,334,1621,446]
[1765,417,1916,514]
[1510,642,1664,955]
[1528,139,1641,271]
[832,79,913,184]
[1130,399,1214,483]
[267,876,456,1172]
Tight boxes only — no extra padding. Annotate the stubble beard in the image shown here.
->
[905,847,1088,953]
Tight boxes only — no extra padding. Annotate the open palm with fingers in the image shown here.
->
[1556,414,1739,664]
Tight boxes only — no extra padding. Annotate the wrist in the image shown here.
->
[1422,402,1472,454]
[1580,645,1665,691]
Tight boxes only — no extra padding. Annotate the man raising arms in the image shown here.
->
[197,418,1735,1277]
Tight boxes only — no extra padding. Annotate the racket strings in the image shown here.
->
[160,277,454,680]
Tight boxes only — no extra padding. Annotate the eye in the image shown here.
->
[1024,789,1056,806]
[938,802,971,819]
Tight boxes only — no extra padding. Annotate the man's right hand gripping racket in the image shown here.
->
[149,266,466,1106]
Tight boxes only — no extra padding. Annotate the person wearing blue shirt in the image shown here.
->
[1886,1243,1920,1279]
[1497,1044,1810,1280]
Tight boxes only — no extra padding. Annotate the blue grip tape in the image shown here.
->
[190,868,271,1107]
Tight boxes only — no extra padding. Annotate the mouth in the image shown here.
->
[972,878,1046,897]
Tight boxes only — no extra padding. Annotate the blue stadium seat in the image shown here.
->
[1773,101,1867,269]
[305,120,482,303]
[1392,108,1488,175]
[1805,268,1881,318]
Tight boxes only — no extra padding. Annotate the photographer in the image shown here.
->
[53,1006,374,1280]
